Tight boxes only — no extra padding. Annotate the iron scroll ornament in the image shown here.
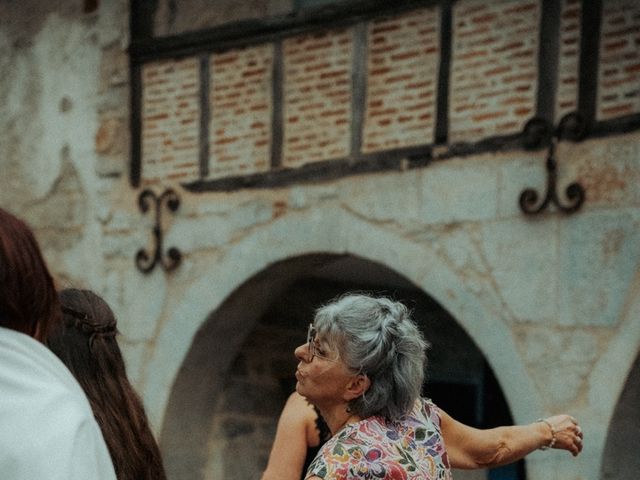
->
[135,188,182,274]
[519,112,586,215]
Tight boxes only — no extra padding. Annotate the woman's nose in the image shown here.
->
[295,343,310,362]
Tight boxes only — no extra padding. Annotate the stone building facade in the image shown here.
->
[1,1,639,479]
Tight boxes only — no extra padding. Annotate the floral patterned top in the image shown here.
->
[305,398,452,480]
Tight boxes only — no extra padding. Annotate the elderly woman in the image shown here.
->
[295,293,583,479]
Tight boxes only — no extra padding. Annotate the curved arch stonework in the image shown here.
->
[141,209,546,478]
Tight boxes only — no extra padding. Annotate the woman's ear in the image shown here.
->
[344,374,371,402]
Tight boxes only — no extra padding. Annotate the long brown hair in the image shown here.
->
[47,289,167,480]
[0,208,60,340]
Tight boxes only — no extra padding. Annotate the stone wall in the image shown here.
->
[1,1,639,480]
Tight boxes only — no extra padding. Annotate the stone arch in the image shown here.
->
[144,212,540,478]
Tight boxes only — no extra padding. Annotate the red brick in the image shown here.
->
[472,13,498,23]
[371,67,393,75]
[369,108,398,117]
[493,41,524,53]
[372,24,402,35]
[213,54,239,66]
[605,26,640,38]
[502,96,531,105]
[601,104,634,115]
[604,39,628,51]
[386,73,414,84]
[457,49,489,60]
[503,73,536,83]
[504,3,537,15]
[305,62,332,72]
[145,113,169,121]
[602,75,637,88]
[214,135,238,145]
[406,102,431,112]
[514,107,533,116]
[561,8,580,20]
[319,69,348,80]
[624,63,640,73]
[304,41,334,52]
[497,121,519,130]
[390,50,422,61]
[472,111,508,122]
[457,27,491,38]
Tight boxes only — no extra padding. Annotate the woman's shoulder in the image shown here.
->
[0,326,88,399]
[418,397,442,424]
[0,328,116,479]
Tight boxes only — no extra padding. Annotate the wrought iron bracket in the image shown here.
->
[135,188,182,274]
[519,112,586,215]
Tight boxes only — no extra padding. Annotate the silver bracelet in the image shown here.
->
[537,418,557,450]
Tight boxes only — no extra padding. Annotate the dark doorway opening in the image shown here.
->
[228,266,525,479]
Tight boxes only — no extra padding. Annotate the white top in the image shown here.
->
[0,326,117,480]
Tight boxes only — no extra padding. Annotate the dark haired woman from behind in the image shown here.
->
[47,288,167,480]
[0,208,116,479]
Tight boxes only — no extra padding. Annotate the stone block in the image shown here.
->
[341,170,422,224]
[569,136,640,209]
[480,218,560,322]
[95,114,125,155]
[558,209,640,326]
[165,198,274,251]
[99,41,128,92]
[420,161,499,224]
[517,327,600,407]
[497,152,547,218]
[119,271,168,342]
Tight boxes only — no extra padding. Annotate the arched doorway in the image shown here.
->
[600,351,640,479]
[159,254,524,479]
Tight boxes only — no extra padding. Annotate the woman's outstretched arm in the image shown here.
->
[440,410,583,469]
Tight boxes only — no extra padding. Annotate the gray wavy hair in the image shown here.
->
[313,293,429,421]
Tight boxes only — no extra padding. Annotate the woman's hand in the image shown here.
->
[540,415,583,456]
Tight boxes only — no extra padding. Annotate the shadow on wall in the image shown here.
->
[601,351,640,480]
[159,253,524,480]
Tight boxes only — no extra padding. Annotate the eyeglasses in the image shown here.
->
[306,324,338,362]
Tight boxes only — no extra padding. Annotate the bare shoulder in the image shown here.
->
[283,391,317,422]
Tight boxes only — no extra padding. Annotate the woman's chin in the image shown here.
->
[295,381,308,398]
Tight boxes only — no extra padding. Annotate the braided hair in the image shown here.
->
[47,289,167,480]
